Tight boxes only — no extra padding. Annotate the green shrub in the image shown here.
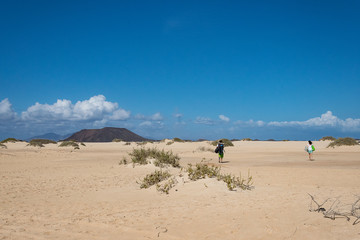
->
[59,141,80,148]
[320,136,336,141]
[186,163,253,191]
[128,148,180,168]
[186,163,220,181]
[211,138,234,147]
[327,137,359,148]
[1,138,21,143]
[217,171,253,191]
[173,137,185,143]
[124,142,131,145]
[0,143,7,149]
[139,170,171,189]
[156,177,177,194]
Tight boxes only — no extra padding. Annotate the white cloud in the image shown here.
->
[109,109,131,120]
[0,98,17,120]
[21,95,129,122]
[174,113,183,118]
[268,111,360,130]
[139,121,164,129]
[150,112,163,121]
[195,117,214,125]
[219,115,230,122]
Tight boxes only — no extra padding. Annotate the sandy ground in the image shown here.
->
[1,140,360,240]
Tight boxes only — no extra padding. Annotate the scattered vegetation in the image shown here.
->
[27,139,57,148]
[156,177,177,194]
[136,141,147,146]
[196,146,214,152]
[124,142,131,145]
[211,139,234,147]
[0,143,7,149]
[186,163,253,191]
[166,141,174,145]
[327,137,359,148]
[112,138,123,142]
[119,156,128,165]
[242,138,253,141]
[320,136,336,141]
[139,170,171,189]
[1,138,22,143]
[129,147,180,168]
[186,163,220,180]
[58,140,81,149]
[173,137,185,143]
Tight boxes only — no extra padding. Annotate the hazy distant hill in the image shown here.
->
[64,127,149,142]
[26,133,72,141]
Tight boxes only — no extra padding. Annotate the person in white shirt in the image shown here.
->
[306,140,314,161]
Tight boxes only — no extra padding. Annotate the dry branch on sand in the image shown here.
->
[308,194,360,225]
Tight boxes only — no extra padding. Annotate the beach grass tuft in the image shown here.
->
[327,137,359,148]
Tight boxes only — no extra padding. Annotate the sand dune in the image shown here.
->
[1,141,359,239]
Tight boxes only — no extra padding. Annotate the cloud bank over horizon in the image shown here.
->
[1,96,360,140]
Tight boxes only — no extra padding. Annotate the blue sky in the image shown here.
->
[1,0,360,140]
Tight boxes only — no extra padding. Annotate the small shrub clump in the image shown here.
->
[186,163,253,191]
[242,138,253,141]
[327,137,359,148]
[186,163,220,181]
[27,139,56,147]
[173,137,185,143]
[166,141,174,145]
[119,156,128,165]
[0,143,7,149]
[139,170,171,189]
[320,136,336,141]
[129,148,180,168]
[156,177,177,194]
[211,138,234,147]
[1,138,21,143]
[59,140,80,149]
[112,138,123,142]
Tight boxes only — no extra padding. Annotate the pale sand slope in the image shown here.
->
[1,141,359,240]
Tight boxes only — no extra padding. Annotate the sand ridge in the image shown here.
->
[1,141,360,239]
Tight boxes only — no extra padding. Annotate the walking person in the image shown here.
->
[306,140,315,161]
[216,140,225,163]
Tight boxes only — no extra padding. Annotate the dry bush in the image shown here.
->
[27,139,56,147]
[156,177,177,194]
[112,138,123,142]
[309,194,360,225]
[242,138,253,141]
[1,138,22,143]
[173,137,185,143]
[196,146,213,152]
[327,137,359,148]
[166,141,174,145]
[58,140,80,149]
[0,143,7,149]
[320,136,336,141]
[211,138,234,147]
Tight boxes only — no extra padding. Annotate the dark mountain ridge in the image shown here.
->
[64,127,149,142]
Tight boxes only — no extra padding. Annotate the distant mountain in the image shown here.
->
[64,127,149,142]
[26,133,72,141]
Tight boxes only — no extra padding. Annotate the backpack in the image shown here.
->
[311,145,315,151]
[214,147,219,153]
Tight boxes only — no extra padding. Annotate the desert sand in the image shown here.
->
[1,140,359,240]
